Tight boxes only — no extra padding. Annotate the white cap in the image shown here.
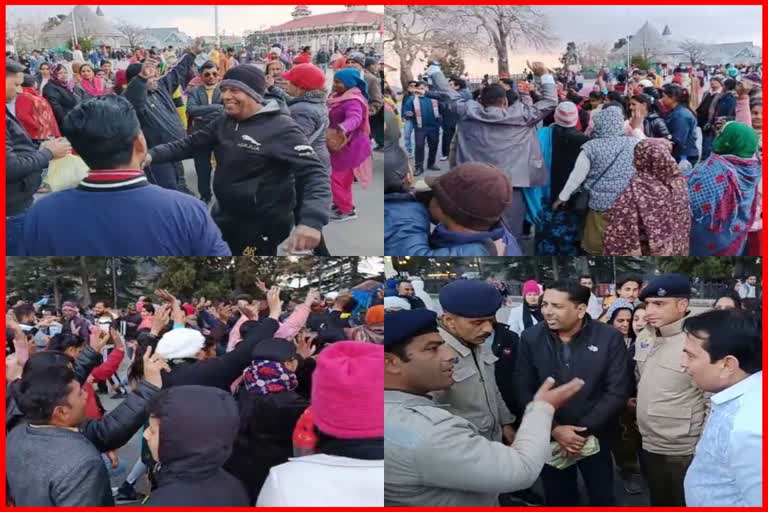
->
[325,292,339,300]
[156,328,205,360]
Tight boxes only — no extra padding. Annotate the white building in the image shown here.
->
[40,5,128,49]
[140,28,192,49]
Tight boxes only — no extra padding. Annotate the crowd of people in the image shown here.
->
[385,47,762,257]
[384,272,762,506]
[7,38,384,256]
[6,279,385,506]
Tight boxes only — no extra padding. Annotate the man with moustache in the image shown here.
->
[384,308,584,506]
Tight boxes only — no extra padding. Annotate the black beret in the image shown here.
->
[251,338,296,362]
[639,273,691,301]
[439,280,502,318]
[384,309,438,349]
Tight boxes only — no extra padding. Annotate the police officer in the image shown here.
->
[431,280,515,443]
[634,274,707,506]
[384,308,584,506]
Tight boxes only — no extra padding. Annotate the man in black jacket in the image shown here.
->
[6,346,166,506]
[397,281,426,309]
[147,65,330,256]
[515,280,628,506]
[124,38,202,191]
[6,59,70,256]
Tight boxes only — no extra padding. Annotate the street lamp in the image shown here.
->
[105,258,122,309]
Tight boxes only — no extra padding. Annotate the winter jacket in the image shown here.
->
[84,348,125,419]
[328,94,370,172]
[149,99,330,234]
[315,50,330,64]
[159,318,279,390]
[427,69,557,187]
[364,69,383,115]
[550,124,590,199]
[186,84,223,130]
[642,112,672,139]
[42,80,79,127]
[385,192,518,256]
[124,52,194,148]
[143,386,249,507]
[6,379,160,506]
[225,389,309,501]
[715,91,737,119]
[515,316,629,437]
[491,322,523,426]
[269,87,331,172]
[402,95,441,129]
[6,109,51,216]
[664,104,699,162]
[15,87,61,141]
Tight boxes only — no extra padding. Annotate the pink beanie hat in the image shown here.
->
[554,101,579,128]
[522,280,541,296]
[311,341,383,439]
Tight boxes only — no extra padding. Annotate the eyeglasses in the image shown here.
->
[203,71,218,77]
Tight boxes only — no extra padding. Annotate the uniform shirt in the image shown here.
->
[431,327,515,441]
[384,390,554,507]
[684,371,762,506]
[635,316,708,455]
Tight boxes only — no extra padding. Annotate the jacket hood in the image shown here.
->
[155,385,239,483]
[257,98,288,116]
[592,106,626,138]
[287,89,328,105]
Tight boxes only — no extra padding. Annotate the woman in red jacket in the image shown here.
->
[15,74,61,143]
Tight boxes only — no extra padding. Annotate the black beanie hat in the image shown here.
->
[125,63,143,84]
[220,65,266,103]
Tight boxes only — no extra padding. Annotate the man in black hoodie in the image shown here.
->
[124,38,202,192]
[147,65,331,256]
[142,385,249,506]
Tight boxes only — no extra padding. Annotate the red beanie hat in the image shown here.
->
[311,341,383,439]
[282,63,326,91]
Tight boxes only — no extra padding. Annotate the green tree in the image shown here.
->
[155,257,234,300]
[67,36,94,53]
[631,55,650,71]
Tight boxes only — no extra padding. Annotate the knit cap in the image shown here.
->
[156,328,205,360]
[282,63,326,91]
[522,280,542,296]
[220,65,266,103]
[365,305,385,325]
[554,101,578,127]
[431,163,512,230]
[311,341,383,439]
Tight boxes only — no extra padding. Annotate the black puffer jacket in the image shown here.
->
[144,385,249,507]
[6,112,51,215]
[225,389,309,502]
[642,112,672,140]
[515,316,629,438]
[42,80,80,126]
[490,322,522,427]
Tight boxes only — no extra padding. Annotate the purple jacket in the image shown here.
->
[328,98,370,171]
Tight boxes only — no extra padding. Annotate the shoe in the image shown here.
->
[114,482,139,503]
[413,167,424,177]
[439,155,448,161]
[427,165,441,171]
[622,475,643,495]
[330,209,358,222]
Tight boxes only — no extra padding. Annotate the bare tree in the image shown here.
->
[114,20,147,49]
[384,6,446,91]
[679,38,707,67]
[7,17,46,52]
[578,41,612,70]
[433,6,550,76]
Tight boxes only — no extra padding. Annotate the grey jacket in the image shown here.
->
[268,87,331,172]
[364,69,383,115]
[385,390,555,507]
[186,84,223,130]
[431,327,515,441]
[428,69,557,187]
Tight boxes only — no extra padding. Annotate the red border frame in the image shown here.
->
[2,1,766,511]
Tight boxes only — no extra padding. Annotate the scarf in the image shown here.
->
[328,87,372,188]
[292,406,318,456]
[580,107,639,211]
[49,64,71,89]
[712,121,759,158]
[242,359,298,395]
[604,139,691,255]
[522,301,543,329]
[687,152,761,255]
[334,68,368,100]
[79,76,105,97]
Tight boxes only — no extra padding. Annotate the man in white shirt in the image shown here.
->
[681,309,762,506]
[737,275,758,299]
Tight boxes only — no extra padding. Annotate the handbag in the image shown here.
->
[569,146,627,215]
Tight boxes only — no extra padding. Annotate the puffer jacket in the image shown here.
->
[6,110,50,215]
[186,84,223,130]
[642,112,671,139]
[269,87,331,172]
[42,80,80,126]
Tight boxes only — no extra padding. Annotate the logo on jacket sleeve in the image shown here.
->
[294,144,316,157]
[588,345,598,352]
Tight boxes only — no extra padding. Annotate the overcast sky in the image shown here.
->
[6,5,384,36]
[385,5,762,77]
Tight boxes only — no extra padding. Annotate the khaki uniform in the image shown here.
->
[384,390,554,507]
[635,316,708,456]
[431,327,515,441]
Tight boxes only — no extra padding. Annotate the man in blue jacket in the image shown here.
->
[402,81,441,175]
[22,95,231,256]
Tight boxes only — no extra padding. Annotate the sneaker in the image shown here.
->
[114,482,139,503]
[439,155,448,161]
[413,167,424,177]
[330,209,358,222]
[427,165,441,171]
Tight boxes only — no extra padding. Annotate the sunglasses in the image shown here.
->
[203,71,218,77]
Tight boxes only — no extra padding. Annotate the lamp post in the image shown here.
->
[105,258,123,309]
